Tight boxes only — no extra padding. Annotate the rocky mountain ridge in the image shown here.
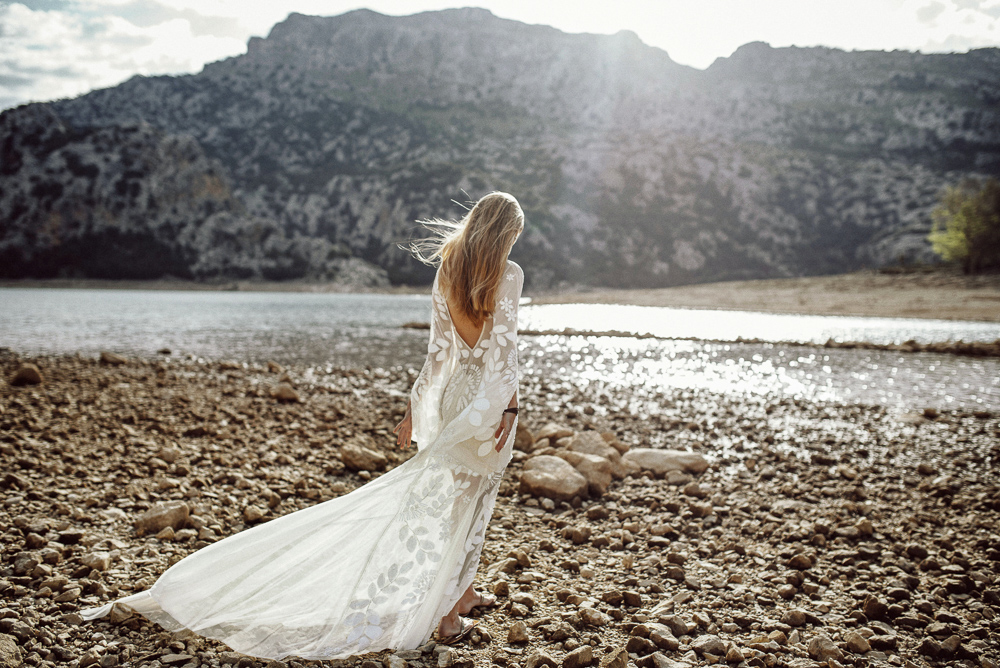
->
[1,8,998,286]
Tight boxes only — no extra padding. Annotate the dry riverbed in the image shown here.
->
[1,353,999,668]
[531,270,1000,324]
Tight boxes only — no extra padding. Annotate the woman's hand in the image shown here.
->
[394,406,413,449]
[494,412,515,452]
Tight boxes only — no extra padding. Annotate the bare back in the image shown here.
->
[446,297,487,349]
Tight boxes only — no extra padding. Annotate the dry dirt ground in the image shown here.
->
[1,353,999,668]
[531,270,1000,323]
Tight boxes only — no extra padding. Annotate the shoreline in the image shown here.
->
[3,268,1000,322]
[531,269,1000,324]
[1,353,997,666]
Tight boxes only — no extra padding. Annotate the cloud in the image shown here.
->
[917,1,947,22]
[107,0,244,38]
[0,72,33,88]
[951,0,1000,17]
[0,1,246,109]
[922,31,995,50]
[5,0,73,9]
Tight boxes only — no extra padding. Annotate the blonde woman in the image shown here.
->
[81,192,525,659]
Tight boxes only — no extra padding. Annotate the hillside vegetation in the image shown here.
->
[1,9,998,286]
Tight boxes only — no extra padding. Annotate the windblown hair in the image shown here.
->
[410,192,524,328]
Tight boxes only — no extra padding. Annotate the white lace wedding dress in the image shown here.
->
[81,261,524,661]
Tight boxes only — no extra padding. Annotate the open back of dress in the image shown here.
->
[80,261,525,661]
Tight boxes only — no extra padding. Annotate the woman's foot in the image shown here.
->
[437,614,476,644]
[455,587,497,615]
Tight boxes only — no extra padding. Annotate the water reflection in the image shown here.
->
[0,288,432,368]
[520,303,1000,345]
[2,288,998,410]
[521,335,1000,410]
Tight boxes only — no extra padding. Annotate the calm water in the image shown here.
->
[2,288,998,410]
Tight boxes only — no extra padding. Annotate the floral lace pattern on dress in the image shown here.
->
[80,261,525,663]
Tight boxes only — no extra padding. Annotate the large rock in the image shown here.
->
[536,423,574,441]
[566,431,618,459]
[520,456,588,502]
[601,432,629,454]
[566,431,637,479]
[9,364,42,387]
[514,423,536,452]
[556,451,612,496]
[622,448,709,475]
[0,633,21,668]
[134,501,189,536]
[341,442,388,472]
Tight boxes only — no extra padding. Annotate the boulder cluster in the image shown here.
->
[1,352,998,668]
[515,423,708,507]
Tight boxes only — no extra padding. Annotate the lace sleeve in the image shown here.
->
[410,273,454,449]
[430,261,524,459]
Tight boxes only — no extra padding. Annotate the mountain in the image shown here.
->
[2,8,998,287]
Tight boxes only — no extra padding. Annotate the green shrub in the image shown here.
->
[928,177,1000,273]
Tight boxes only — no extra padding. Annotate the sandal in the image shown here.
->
[437,617,476,645]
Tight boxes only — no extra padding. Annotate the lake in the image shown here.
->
[1,288,998,410]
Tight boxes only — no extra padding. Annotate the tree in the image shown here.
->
[928,177,1000,274]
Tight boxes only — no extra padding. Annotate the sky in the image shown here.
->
[2,0,999,111]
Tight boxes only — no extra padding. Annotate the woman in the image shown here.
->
[80,192,525,661]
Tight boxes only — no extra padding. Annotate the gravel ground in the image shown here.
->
[1,352,998,668]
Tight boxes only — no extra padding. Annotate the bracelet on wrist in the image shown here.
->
[503,407,519,415]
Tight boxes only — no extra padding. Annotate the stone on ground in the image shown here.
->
[134,501,189,536]
[0,633,21,668]
[556,451,612,496]
[9,363,42,386]
[270,382,300,402]
[519,456,588,501]
[341,442,388,472]
[622,448,709,475]
[99,351,127,365]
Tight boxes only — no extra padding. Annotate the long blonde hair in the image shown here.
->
[410,192,524,328]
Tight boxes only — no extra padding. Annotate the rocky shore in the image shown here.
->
[1,353,998,668]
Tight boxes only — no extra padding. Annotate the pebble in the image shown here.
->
[579,608,610,627]
[99,351,127,365]
[562,646,593,668]
[133,501,190,536]
[0,634,21,668]
[620,448,709,475]
[780,609,807,627]
[507,621,529,644]
[341,442,388,472]
[270,382,300,402]
[9,363,42,386]
[808,634,844,661]
[689,634,725,656]
[844,630,871,654]
[1,355,998,668]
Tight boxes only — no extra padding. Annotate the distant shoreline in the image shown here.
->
[3,268,999,322]
[532,268,1000,324]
